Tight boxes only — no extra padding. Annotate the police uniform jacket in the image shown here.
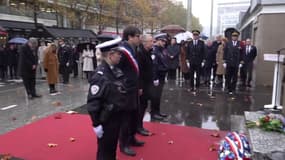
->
[18,44,38,78]
[152,45,168,80]
[116,41,139,92]
[186,40,205,65]
[223,41,243,67]
[87,61,127,127]
[136,44,153,89]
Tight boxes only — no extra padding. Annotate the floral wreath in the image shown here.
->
[218,132,252,160]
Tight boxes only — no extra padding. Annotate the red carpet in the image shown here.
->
[0,113,226,160]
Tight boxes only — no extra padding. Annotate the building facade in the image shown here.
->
[239,0,285,87]
[216,0,250,35]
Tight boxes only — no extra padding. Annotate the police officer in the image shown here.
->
[151,33,169,120]
[223,31,243,94]
[186,30,205,92]
[57,38,72,84]
[87,37,127,160]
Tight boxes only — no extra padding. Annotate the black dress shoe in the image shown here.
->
[32,94,42,98]
[137,128,150,136]
[120,147,136,156]
[151,114,164,120]
[50,90,58,94]
[28,94,34,100]
[159,113,168,117]
[131,138,145,147]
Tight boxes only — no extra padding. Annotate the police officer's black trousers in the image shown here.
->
[119,91,139,148]
[240,62,253,85]
[225,66,239,92]
[22,75,36,96]
[189,64,201,89]
[97,112,122,160]
[150,73,166,115]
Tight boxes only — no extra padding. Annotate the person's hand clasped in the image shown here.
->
[223,63,227,68]
[93,125,104,138]
[153,80,159,86]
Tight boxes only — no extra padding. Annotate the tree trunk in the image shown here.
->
[33,1,38,28]
[115,2,120,34]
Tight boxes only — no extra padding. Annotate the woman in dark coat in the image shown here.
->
[7,44,18,79]
[0,45,8,80]
[167,37,180,80]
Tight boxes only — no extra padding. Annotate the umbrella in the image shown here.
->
[97,34,121,44]
[0,26,7,35]
[8,37,28,44]
[174,31,193,44]
[200,33,208,40]
[161,25,186,36]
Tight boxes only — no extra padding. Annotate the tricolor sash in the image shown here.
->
[118,46,139,75]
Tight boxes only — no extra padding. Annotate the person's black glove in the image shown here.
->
[44,68,48,72]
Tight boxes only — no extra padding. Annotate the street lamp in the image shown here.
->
[186,0,192,31]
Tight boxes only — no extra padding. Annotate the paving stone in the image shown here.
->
[245,111,285,160]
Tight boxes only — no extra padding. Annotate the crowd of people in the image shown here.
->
[0,25,257,160]
[86,26,257,160]
[0,37,100,97]
[179,30,257,95]
[0,44,19,80]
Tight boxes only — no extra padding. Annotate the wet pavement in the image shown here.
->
[0,76,272,135]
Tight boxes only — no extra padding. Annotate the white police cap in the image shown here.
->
[154,33,167,41]
[96,37,122,52]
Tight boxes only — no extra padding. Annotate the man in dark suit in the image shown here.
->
[223,31,243,94]
[58,38,73,84]
[136,34,154,136]
[240,38,257,87]
[117,26,143,157]
[186,30,205,92]
[18,38,41,99]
